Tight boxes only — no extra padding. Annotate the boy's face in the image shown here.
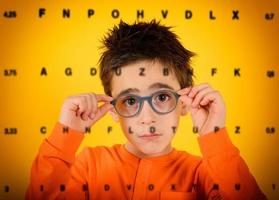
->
[109,59,188,157]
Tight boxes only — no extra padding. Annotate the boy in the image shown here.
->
[25,20,267,199]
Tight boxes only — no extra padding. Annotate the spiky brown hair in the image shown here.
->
[98,19,196,96]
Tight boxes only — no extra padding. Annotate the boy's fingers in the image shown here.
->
[177,86,192,95]
[93,102,114,120]
[82,96,92,120]
[191,87,213,107]
[88,93,98,114]
[178,94,193,106]
[77,94,97,116]
[94,94,114,102]
[75,98,87,116]
[188,83,211,98]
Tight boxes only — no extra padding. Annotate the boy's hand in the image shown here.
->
[59,93,114,133]
[177,83,226,135]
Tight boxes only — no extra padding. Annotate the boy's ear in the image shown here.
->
[108,108,119,123]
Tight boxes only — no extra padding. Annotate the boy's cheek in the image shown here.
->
[120,122,139,137]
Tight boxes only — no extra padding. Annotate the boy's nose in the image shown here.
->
[139,101,156,125]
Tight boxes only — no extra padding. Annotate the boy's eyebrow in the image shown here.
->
[115,82,174,98]
[149,82,174,91]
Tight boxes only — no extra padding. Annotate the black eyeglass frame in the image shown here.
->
[110,89,181,118]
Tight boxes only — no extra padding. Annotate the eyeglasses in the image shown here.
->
[110,89,181,118]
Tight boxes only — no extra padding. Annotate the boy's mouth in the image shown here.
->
[139,133,162,140]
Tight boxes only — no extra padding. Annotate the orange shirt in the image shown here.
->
[25,122,267,200]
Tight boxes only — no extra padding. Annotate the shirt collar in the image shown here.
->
[116,143,181,166]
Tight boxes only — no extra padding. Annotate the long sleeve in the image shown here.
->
[25,122,89,200]
[194,127,267,200]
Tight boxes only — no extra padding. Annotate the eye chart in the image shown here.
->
[0,0,278,199]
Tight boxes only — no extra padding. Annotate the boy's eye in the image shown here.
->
[122,97,137,106]
[155,93,170,103]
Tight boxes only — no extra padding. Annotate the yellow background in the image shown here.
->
[0,0,278,199]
